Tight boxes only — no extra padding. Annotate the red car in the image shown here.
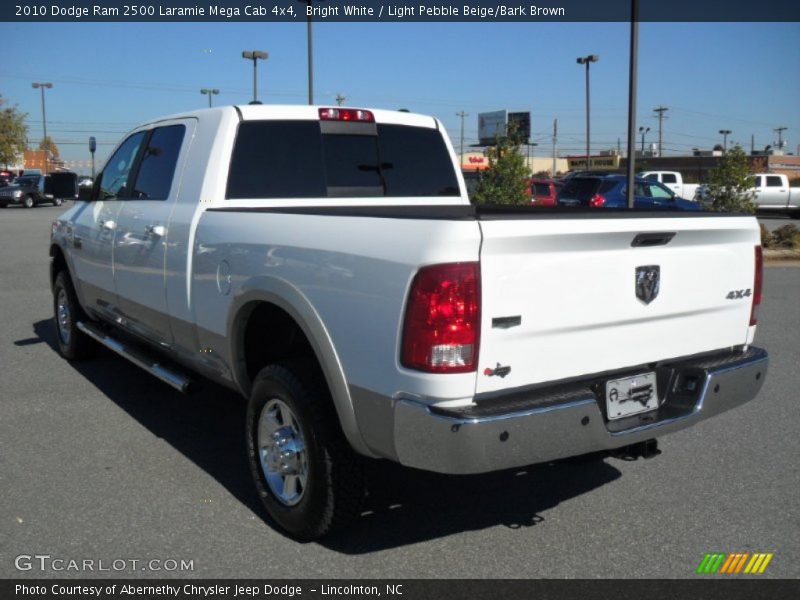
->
[529,178,561,206]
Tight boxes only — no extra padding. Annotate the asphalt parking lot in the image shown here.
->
[1,204,798,579]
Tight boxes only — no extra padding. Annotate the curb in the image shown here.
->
[763,249,800,264]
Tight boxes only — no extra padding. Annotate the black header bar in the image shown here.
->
[3,0,799,23]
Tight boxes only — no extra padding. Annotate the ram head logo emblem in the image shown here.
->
[635,265,660,304]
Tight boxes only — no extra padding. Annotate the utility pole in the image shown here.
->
[456,111,468,169]
[774,126,787,150]
[335,93,346,106]
[552,118,558,176]
[32,82,53,173]
[653,105,668,157]
[750,134,754,154]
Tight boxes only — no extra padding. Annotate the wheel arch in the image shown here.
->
[227,277,375,458]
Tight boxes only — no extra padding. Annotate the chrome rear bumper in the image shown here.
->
[393,347,768,474]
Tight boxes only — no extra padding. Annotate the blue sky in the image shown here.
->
[2,21,798,171]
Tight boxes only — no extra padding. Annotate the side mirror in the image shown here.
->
[78,185,94,201]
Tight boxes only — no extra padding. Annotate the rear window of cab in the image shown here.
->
[226,120,460,199]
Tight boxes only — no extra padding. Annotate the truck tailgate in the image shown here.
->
[476,214,759,394]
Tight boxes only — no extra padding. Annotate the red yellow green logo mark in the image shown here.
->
[697,552,773,574]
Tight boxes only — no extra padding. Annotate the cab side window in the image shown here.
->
[661,173,677,184]
[129,125,186,200]
[765,176,783,187]
[648,182,673,199]
[98,132,146,199]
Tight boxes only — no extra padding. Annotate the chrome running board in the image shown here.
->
[76,321,192,393]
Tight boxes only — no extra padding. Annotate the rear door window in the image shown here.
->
[661,173,678,184]
[766,176,783,187]
[129,125,186,200]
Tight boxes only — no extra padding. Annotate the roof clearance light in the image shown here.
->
[318,108,374,123]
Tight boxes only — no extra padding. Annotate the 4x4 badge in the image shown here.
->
[636,265,660,304]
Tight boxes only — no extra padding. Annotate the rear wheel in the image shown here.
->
[53,271,95,360]
[53,197,63,207]
[246,361,365,540]
[23,195,35,208]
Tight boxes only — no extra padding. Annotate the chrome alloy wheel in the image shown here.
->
[257,398,308,506]
[56,288,71,345]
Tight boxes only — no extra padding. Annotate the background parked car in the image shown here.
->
[529,178,562,206]
[556,174,699,210]
[0,172,78,208]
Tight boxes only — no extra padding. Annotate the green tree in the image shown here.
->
[0,95,29,168]
[705,146,755,213]
[38,135,60,159]
[472,123,531,205]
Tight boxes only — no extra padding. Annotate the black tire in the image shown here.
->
[23,195,35,208]
[246,360,365,540]
[791,210,800,220]
[53,197,63,207]
[53,270,95,360]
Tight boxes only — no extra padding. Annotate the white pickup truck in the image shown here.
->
[638,171,704,201]
[750,173,800,217]
[50,105,769,539]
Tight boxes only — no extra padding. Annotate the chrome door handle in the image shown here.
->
[145,224,166,237]
[100,220,116,231]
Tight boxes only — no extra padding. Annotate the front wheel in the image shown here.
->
[53,271,95,360]
[23,195,35,208]
[246,361,365,540]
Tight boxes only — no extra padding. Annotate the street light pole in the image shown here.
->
[242,50,268,104]
[200,88,220,107]
[456,111,468,169]
[307,15,313,104]
[297,1,324,104]
[719,129,732,154]
[32,82,53,172]
[639,126,650,153]
[625,0,639,209]
[576,55,599,171]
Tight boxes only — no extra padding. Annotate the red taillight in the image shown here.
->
[589,193,605,207]
[750,245,763,326]
[318,107,374,122]
[401,263,480,373]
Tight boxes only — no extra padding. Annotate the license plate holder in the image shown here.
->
[606,372,658,420]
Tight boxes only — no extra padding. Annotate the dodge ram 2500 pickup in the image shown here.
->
[750,173,800,217]
[50,105,769,539]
